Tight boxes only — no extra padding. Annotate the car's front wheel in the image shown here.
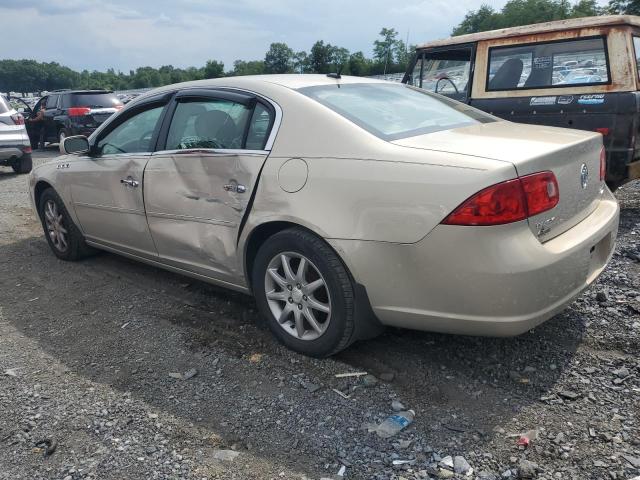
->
[38,188,94,261]
[252,228,356,357]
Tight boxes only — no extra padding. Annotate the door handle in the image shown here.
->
[223,183,246,193]
[120,177,139,188]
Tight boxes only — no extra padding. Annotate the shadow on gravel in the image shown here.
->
[0,230,593,467]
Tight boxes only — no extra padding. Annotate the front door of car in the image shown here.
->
[25,97,46,146]
[68,98,169,257]
[43,94,60,142]
[144,89,275,284]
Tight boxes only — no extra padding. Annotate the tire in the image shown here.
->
[38,188,95,261]
[252,228,356,357]
[11,154,32,174]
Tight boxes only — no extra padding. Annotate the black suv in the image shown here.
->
[14,90,123,148]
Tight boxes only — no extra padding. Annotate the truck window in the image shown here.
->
[487,37,609,91]
[411,48,472,101]
[634,37,640,79]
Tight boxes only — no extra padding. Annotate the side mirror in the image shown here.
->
[61,135,90,155]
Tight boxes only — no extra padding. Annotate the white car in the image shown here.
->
[0,95,32,173]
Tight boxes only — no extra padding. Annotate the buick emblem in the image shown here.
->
[580,163,589,189]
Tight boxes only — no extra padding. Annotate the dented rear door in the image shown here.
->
[143,90,274,286]
[144,150,267,285]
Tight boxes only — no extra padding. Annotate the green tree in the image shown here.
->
[348,51,370,76]
[203,60,224,79]
[292,51,310,73]
[453,0,604,36]
[309,41,334,73]
[231,60,266,76]
[264,43,294,74]
[608,0,640,14]
[452,5,499,35]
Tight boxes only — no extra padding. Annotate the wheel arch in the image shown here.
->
[243,220,327,292]
[34,180,55,218]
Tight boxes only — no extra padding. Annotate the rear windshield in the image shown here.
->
[299,83,495,141]
[66,93,123,108]
[487,37,610,91]
[0,96,9,114]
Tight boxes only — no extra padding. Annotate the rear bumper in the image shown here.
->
[329,189,619,336]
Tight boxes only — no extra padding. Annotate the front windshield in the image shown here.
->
[299,83,495,141]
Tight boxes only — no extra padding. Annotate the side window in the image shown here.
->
[97,104,164,155]
[245,103,273,150]
[488,37,609,91]
[634,37,640,80]
[47,95,59,109]
[417,49,472,100]
[166,98,252,150]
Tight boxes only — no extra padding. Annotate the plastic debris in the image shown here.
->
[367,410,415,438]
[332,388,351,399]
[516,429,538,447]
[334,372,368,378]
[212,449,240,462]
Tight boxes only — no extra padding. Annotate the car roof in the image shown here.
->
[417,14,640,49]
[46,90,114,95]
[145,74,391,98]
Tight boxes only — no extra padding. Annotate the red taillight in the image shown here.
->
[68,107,91,117]
[520,171,559,217]
[595,127,610,136]
[443,171,559,226]
[22,146,32,154]
[442,178,527,226]
[115,105,124,110]
[10,113,24,125]
[599,147,606,181]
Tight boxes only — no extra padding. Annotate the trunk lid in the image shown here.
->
[393,121,605,241]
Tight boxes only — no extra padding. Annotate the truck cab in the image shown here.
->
[403,15,640,188]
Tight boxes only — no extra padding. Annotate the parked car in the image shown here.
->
[0,94,32,173]
[13,89,123,148]
[29,75,619,356]
[404,15,640,189]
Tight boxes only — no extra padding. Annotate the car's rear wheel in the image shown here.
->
[58,128,69,145]
[252,228,356,357]
[11,154,32,174]
[38,188,94,261]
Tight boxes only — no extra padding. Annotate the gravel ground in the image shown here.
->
[0,149,638,480]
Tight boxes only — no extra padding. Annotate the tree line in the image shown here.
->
[452,0,639,36]
[0,28,411,94]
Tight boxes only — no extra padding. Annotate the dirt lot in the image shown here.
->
[0,149,639,480]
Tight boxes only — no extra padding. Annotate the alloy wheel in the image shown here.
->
[44,199,68,252]
[264,252,332,341]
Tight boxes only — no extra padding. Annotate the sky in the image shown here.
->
[0,0,607,72]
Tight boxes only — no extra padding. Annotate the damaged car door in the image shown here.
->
[144,89,275,286]
[69,98,169,257]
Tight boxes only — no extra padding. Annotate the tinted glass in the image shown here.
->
[166,98,252,150]
[488,37,609,91]
[97,104,164,155]
[634,37,640,80]
[0,96,9,114]
[47,95,59,109]
[70,93,123,108]
[245,103,273,150]
[300,83,494,141]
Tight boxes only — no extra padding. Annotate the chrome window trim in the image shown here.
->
[177,86,283,151]
[152,148,268,156]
